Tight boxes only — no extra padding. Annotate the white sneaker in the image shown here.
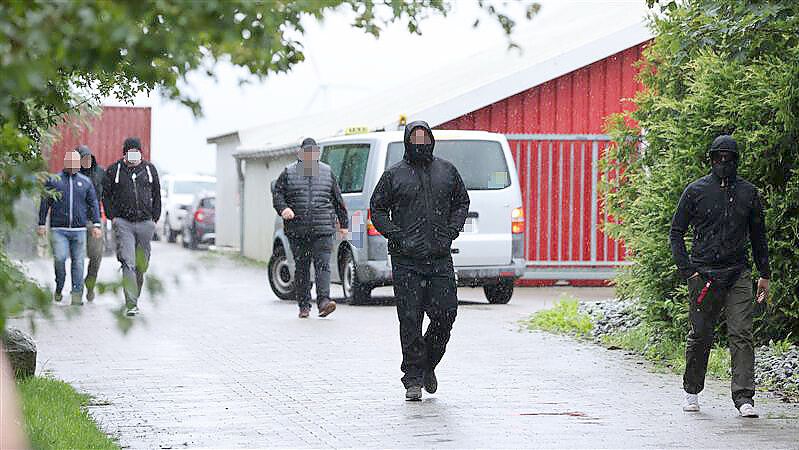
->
[683,393,700,412]
[125,306,139,317]
[738,403,758,418]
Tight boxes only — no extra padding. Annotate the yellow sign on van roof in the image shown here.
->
[344,126,369,135]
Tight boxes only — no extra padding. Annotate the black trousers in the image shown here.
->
[392,256,458,388]
[684,270,755,408]
[288,234,333,309]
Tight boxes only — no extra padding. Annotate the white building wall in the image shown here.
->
[241,155,294,261]
[211,134,241,249]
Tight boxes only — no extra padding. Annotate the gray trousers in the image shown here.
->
[84,229,104,292]
[113,218,156,308]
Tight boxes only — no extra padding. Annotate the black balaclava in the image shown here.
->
[403,121,435,164]
[709,134,739,181]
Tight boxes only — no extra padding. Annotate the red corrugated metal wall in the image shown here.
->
[438,43,646,278]
[47,106,152,172]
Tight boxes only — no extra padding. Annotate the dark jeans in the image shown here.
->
[288,234,333,309]
[392,256,458,388]
[84,228,104,293]
[51,228,87,294]
[684,270,755,408]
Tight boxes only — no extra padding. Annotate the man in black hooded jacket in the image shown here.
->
[77,144,105,301]
[370,121,470,401]
[670,134,770,418]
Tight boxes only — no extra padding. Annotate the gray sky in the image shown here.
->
[108,1,649,175]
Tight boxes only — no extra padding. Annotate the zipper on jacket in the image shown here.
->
[68,174,74,228]
[132,170,140,216]
[306,175,313,218]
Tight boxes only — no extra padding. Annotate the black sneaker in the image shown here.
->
[405,385,422,402]
[423,370,437,394]
[86,289,95,302]
[54,292,63,303]
[298,307,311,319]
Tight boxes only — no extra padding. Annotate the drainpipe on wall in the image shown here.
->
[236,156,245,257]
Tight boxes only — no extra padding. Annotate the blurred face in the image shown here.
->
[411,128,431,145]
[63,151,80,173]
[80,154,92,169]
[300,145,320,162]
[125,148,142,166]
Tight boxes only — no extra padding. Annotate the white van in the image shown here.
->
[268,130,526,304]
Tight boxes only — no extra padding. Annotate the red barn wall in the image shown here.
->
[438,43,647,279]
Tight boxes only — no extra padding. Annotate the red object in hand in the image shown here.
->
[696,280,712,305]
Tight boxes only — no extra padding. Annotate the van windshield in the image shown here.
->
[386,140,511,190]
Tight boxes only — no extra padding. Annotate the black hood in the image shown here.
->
[76,144,98,170]
[403,121,435,164]
[708,135,739,181]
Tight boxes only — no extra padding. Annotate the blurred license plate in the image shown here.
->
[461,218,477,233]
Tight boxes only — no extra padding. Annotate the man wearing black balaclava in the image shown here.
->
[370,121,470,401]
[670,134,771,418]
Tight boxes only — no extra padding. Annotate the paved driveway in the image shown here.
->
[11,242,799,448]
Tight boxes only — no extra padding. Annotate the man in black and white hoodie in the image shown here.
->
[102,137,161,316]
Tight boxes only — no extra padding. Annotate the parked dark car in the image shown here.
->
[181,192,215,250]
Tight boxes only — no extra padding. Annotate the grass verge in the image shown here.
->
[524,296,593,337]
[18,376,118,450]
[525,297,731,379]
[600,324,730,378]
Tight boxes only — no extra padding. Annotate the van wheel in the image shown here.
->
[181,227,190,248]
[341,249,371,305]
[268,246,295,300]
[484,279,514,304]
[165,215,178,243]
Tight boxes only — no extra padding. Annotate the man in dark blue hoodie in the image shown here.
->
[38,149,103,305]
[370,121,470,401]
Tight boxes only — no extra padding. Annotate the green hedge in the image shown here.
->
[601,1,799,343]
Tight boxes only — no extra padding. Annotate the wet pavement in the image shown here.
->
[11,242,799,448]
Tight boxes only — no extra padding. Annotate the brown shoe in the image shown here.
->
[318,300,337,317]
[298,307,310,319]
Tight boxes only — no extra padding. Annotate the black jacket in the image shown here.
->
[670,173,770,285]
[102,159,161,222]
[370,121,470,261]
[272,160,349,237]
[80,154,105,205]
[38,171,101,228]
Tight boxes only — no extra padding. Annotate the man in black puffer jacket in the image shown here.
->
[670,134,771,418]
[272,137,349,319]
[370,121,470,401]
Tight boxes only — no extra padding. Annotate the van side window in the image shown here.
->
[321,143,370,193]
[385,140,510,190]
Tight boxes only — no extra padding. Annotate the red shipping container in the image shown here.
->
[46,106,152,172]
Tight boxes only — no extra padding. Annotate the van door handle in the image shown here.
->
[451,248,460,254]
[466,212,479,218]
